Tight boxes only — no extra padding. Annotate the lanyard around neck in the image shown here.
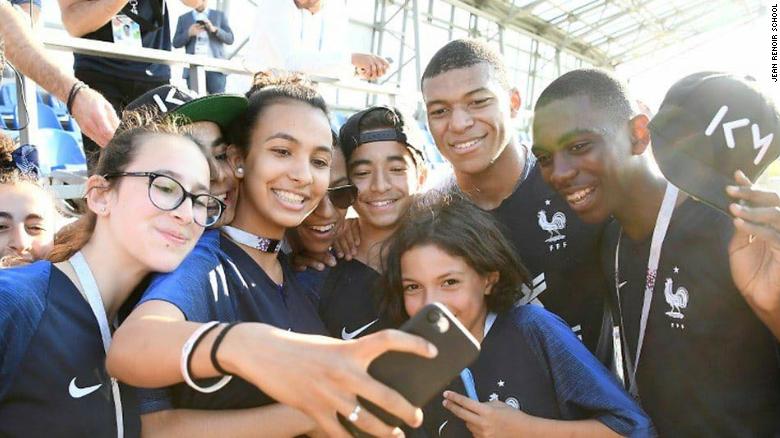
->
[613,183,679,397]
[69,251,124,438]
[459,312,497,401]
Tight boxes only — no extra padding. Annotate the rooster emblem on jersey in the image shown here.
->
[537,210,566,243]
[664,278,688,319]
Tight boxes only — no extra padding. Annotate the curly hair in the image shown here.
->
[381,190,530,324]
[0,132,38,185]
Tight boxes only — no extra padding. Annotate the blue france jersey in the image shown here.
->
[602,199,780,437]
[0,262,140,437]
[423,305,654,438]
[136,230,326,413]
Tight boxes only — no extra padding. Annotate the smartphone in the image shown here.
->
[341,302,481,437]
[196,19,206,26]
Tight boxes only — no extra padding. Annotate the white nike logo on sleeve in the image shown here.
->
[341,319,379,340]
[68,377,102,399]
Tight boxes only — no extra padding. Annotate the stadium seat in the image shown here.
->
[34,128,86,173]
[13,104,63,130]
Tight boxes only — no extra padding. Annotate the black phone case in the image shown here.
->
[340,303,480,437]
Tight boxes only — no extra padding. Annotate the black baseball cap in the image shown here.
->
[338,106,427,165]
[125,85,247,131]
[649,72,780,215]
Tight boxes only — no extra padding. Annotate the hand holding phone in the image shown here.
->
[341,303,481,437]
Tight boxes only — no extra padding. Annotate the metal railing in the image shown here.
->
[9,30,408,198]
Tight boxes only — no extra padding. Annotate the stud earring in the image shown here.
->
[236,167,244,176]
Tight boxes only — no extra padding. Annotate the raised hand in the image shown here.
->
[727,170,780,340]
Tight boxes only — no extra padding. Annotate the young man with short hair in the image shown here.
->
[421,39,609,357]
[318,106,427,340]
[532,69,780,436]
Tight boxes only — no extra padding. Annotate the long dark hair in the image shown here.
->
[48,110,211,263]
[381,190,530,324]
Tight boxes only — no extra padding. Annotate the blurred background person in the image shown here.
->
[246,0,389,81]
[172,0,233,94]
[56,0,199,170]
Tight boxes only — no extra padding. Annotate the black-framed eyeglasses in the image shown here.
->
[326,184,357,209]
[103,172,225,227]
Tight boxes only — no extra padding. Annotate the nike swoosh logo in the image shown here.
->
[341,319,379,340]
[438,420,448,435]
[68,377,102,399]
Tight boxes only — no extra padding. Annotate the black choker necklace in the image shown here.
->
[221,226,282,254]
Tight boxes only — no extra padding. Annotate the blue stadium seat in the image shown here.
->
[34,128,86,172]
[13,104,63,130]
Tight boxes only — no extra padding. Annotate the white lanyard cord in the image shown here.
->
[614,183,679,397]
[69,251,124,438]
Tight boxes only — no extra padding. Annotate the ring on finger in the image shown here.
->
[348,404,362,423]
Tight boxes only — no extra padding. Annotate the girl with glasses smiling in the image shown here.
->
[108,74,434,437]
[0,111,219,437]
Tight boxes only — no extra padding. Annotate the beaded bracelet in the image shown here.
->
[180,321,233,393]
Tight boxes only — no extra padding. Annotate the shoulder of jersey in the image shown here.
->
[0,261,52,316]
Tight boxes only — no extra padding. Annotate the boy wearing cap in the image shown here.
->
[532,69,780,437]
[124,85,248,227]
[317,106,427,340]
[421,39,610,359]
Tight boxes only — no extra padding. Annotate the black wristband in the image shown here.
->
[186,322,222,383]
[66,81,88,114]
[210,321,241,375]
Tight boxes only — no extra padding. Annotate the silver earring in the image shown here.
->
[236,167,244,175]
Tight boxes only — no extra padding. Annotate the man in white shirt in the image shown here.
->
[246,0,389,80]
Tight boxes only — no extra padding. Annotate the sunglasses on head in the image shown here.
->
[327,184,357,209]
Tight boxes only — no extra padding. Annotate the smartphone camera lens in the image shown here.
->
[426,309,441,324]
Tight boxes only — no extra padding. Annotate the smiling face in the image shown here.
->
[349,139,422,232]
[0,182,56,264]
[532,94,634,224]
[422,63,520,176]
[295,147,349,253]
[189,121,238,227]
[401,244,496,342]
[103,134,211,273]
[231,99,333,238]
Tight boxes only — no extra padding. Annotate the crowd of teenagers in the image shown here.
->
[1,38,780,438]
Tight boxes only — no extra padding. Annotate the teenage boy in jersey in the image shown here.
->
[532,69,780,437]
[421,39,609,357]
[318,106,427,340]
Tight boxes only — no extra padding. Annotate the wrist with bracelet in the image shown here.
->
[180,321,242,393]
[66,80,88,114]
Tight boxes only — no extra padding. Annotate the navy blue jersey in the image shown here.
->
[0,262,140,437]
[295,265,331,305]
[602,199,780,437]
[486,158,608,354]
[136,230,327,413]
[318,258,391,340]
[422,305,653,437]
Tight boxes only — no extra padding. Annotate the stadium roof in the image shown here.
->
[446,0,764,67]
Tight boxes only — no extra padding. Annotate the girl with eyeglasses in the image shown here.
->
[0,133,58,267]
[382,193,654,438]
[0,112,222,437]
[107,74,434,437]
